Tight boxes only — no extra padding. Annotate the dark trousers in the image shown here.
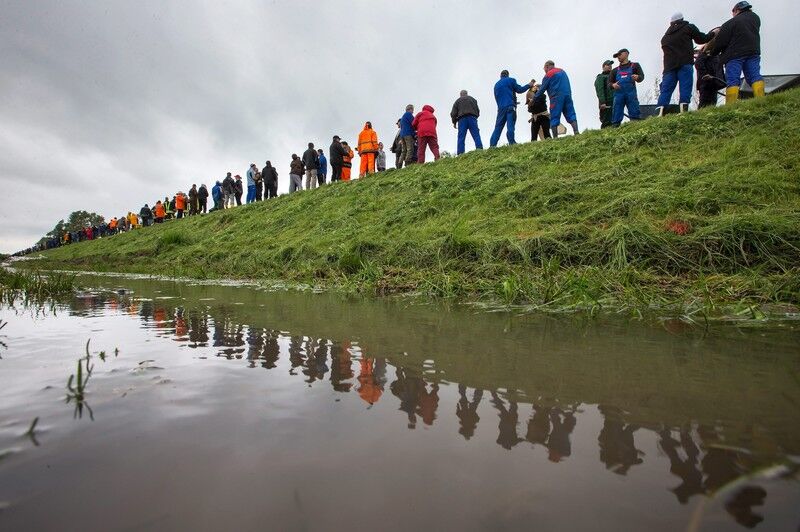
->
[256,183,263,201]
[266,184,278,199]
[235,193,242,206]
[318,173,326,186]
[599,106,613,128]
[199,199,207,213]
[531,114,552,141]
[698,89,719,108]
[331,164,342,182]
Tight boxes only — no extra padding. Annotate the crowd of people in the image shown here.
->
[27,2,764,254]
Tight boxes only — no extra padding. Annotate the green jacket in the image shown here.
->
[594,72,613,106]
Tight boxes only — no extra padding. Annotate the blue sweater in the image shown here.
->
[399,111,415,137]
[318,153,328,176]
[494,76,530,109]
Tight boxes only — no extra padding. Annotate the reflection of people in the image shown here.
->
[262,331,280,369]
[456,385,483,440]
[357,358,383,405]
[547,410,577,463]
[659,428,703,504]
[304,340,329,384]
[330,341,354,392]
[390,368,424,429]
[725,485,767,528]
[491,392,522,450]
[598,405,644,475]
[525,405,551,446]
[416,382,440,426]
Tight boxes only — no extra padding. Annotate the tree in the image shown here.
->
[44,211,105,239]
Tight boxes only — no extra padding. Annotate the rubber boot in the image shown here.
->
[550,126,559,139]
[569,121,579,135]
[679,103,689,113]
[752,80,765,98]
[725,86,740,105]
[655,106,664,117]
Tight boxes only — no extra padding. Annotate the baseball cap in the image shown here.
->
[603,60,613,66]
[613,48,629,58]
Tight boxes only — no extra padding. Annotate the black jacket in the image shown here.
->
[262,165,278,185]
[222,176,234,194]
[302,148,319,170]
[139,206,152,219]
[329,141,347,166]
[661,20,712,72]
[198,185,208,200]
[450,95,480,124]
[695,53,726,91]
[234,179,243,196]
[711,10,760,64]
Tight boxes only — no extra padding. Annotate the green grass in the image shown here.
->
[29,90,800,316]
[0,268,75,306]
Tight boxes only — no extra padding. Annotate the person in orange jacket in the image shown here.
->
[357,121,379,177]
[341,141,354,181]
[154,200,166,223]
[175,191,186,218]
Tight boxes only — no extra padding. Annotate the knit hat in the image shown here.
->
[671,12,683,22]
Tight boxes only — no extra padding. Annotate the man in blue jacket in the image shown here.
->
[399,105,415,167]
[211,181,222,211]
[317,149,328,185]
[489,70,530,147]
[537,61,579,138]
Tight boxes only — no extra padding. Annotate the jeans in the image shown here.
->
[290,174,302,192]
[246,184,256,203]
[417,136,440,163]
[490,106,516,147]
[657,64,694,105]
[725,55,762,88]
[305,169,317,189]
[457,115,483,154]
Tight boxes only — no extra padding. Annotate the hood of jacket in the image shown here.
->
[665,19,689,35]
[422,104,435,113]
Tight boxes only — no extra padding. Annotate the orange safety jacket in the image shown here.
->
[154,204,166,218]
[357,125,378,154]
[175,194,186,210]
[342,147,354,168]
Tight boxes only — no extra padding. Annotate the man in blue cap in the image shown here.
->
[656,12,716,115]
[709,1,763,103]
[608,49,645,127]
[489,70,531,147]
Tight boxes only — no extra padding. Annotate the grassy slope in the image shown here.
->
[33,90,800,313]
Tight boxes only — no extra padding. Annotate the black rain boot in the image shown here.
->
[550,126,560,139]
[570,121,580,135]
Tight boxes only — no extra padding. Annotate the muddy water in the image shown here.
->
[0,275,798,531]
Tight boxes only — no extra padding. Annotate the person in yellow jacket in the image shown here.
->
[357,121,379,177]
[341,141,354,181]
[128,211,139,229]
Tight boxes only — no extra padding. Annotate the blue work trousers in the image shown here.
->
[457,115,483,154]
[657,64,694,105]
[725,55,762,87]
[489,107,517,147]
[612,85,641,125]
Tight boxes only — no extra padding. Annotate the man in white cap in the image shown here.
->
[656,12,716,115]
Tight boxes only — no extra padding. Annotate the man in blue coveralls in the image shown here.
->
[489,70,531,147]
[609,49,645,127]
[536,60,580,138]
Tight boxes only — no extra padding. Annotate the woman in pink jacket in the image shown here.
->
[412,104,440,163]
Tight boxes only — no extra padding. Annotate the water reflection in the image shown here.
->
[9,284,798,529]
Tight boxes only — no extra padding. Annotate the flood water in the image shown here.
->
[0,274,798,531]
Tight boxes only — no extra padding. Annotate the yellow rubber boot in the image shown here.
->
[752,80,765,98]
[725,86,740,105]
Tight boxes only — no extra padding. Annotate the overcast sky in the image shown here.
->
[1,0,797,253]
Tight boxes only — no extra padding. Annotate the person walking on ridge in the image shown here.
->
[329,136,347,182]
[233,175,243,205]
[490,70,531,147]
[317,148,327,185]
[302,143,319,190]
[709,1,763,104]
[376,143,387,172]
[609,50,644,127]
[341,142,354,181]
[198,184,209,213]
[211,181,222,211]
[246,164,258,203]
[451,89,483,155]
[289,154,303,193]
[188,184,199,215]
[390,120,403,169]
[537,61,580,138]
[262,161,278,198]
[399,105,415,167]
[656,13,715,115]
[357,122,379,177]
[594,60,615,128]
[222,173,235,209]
[412,105,440,163]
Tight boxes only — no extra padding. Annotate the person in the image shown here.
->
[198,184,209,213]
[329,135,347,182]
[489,70,531,147]
[450,89,483,154]
[594,60,615,128]
[357,122,379,177]
[709,1,763,104]
[164,196,174,219]
[139,203,153,227]
[246,164,257,203]
[341,142,354,181]
[302,143,319,189]
[211,181,222,211]
[526,81,551,140]
[222,172,235,209]
[695,35,726,108]
[390,120,403,169]
[609,50,645,127]
[153,201,166,223]
[175,191,186,219]
[657,13,715,115]
[537,61,580,138]
[128,211,139,229]
[254,169,263,201]
[289,154,303,193]
[317,148,327,185]
[412,105,440,163]
[262,161,278,198]
[233,175,243,205]
[188,184,199,215]
[376,142,387,172]
[399,105,415,167]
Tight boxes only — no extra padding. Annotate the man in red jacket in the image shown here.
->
[412,105,440,163]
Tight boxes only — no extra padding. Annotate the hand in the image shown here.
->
[632,74,640,81]
[600,104,608,110]
[612,83,621,90]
